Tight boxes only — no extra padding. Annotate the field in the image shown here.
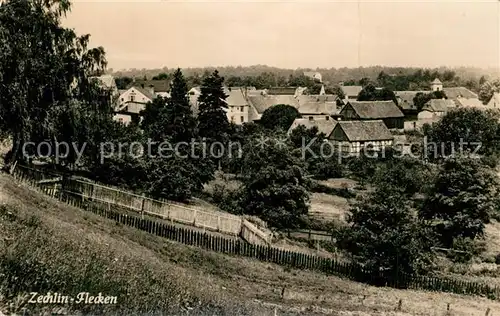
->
[1,173,499,315]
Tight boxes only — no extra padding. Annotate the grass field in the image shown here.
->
[1,173,499,315]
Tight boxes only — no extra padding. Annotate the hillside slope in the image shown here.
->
[0,173,499,315]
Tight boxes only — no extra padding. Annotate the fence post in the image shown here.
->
[141,194,145,220]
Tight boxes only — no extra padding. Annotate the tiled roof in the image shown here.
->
[133,87,155,101]
[247,95,299,114]
[341,85,363,97]
[455,97,483,108]
[394,91,427,110]
[331,120,393,142]
[90,74,116,89]
[443,87,478,100]
[225,88,248,106]
[423,99,456,112]
[288,118,337,136]
[344,101,404,119]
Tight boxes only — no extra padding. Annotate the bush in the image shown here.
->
[448,237,484,263]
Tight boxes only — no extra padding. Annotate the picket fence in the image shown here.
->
[9,165,500,300]
[12,164,271,245]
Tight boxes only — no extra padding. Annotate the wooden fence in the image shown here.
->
[9,165,500,300]
[12,164,271,245]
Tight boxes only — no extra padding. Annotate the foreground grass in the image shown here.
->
[0,174,499,315]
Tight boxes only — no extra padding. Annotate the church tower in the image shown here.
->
[431,78,443,92]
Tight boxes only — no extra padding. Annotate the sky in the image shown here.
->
[64,0,500,71]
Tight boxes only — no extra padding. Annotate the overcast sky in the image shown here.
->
[64,0,500,71]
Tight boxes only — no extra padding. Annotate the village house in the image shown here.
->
[225,87,249,124]
[328,120,394,154]
[246,95,299,121]
[287,117,337,136]
[431,78,443,91]
[340,85,363,102]
[339,100,404,129]
[417,99,456,127]
[487,92,500,108]
[115,86,155,124]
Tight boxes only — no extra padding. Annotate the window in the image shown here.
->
[240,106,244,112]
[121,97,124,102]
[240,116,244,123]
[130,95,135,102]
[231,116,234,122]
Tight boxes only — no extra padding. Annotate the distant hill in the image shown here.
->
[111,65,500,86]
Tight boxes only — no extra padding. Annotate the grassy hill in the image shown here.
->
[0,173,499,315]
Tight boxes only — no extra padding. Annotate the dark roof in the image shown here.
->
[266,87,298,95]
[133,86,155,101]
[288,118,337,136]
[341,85,363,97]
[394,91,427,110]
[422,99,456,112]
[343,101,404,119]
[128,80,171,93]
[330,120,393,142]
[443,87,478,100]
[247,95,299,114]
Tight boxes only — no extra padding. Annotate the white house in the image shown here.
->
[487,92,500,109]
[115,87,155,125]
[431,78,443,92]
[225,87,250,125]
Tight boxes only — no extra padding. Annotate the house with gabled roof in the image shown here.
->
[487,92,500,109]
[114,86,155,125]
[417,99,456,127]
[339,100,404,129]
[287,117,337,136]
[224,87,250,124]
[340,85,363,101]
[328,120,394,154]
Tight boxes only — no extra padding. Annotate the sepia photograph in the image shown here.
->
[0,0,500,315]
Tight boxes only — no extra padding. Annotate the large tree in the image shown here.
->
[260,104,301,131]
[197,70,229,143]
[239,135,310,229]
[357,84,398,105]
[338,187,434,276]
[479,79,500,104]
[424,108,500,158]
[0,0,108,170]
[413,90,447,111]
[420,156,499,247]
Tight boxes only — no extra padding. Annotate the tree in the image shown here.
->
[372,158,434,198]
[0,0,108,170]
[260,104,301,131]
[357,84,397,105]
[289,125,343,180]
[239,135,310,229]
[197,70,229,144]
[413,90,447,111]
[420,156,499,247]
[479,79,500,104]
[164,68,196,144]
[424,108,500,158]
[338,187,434,276]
